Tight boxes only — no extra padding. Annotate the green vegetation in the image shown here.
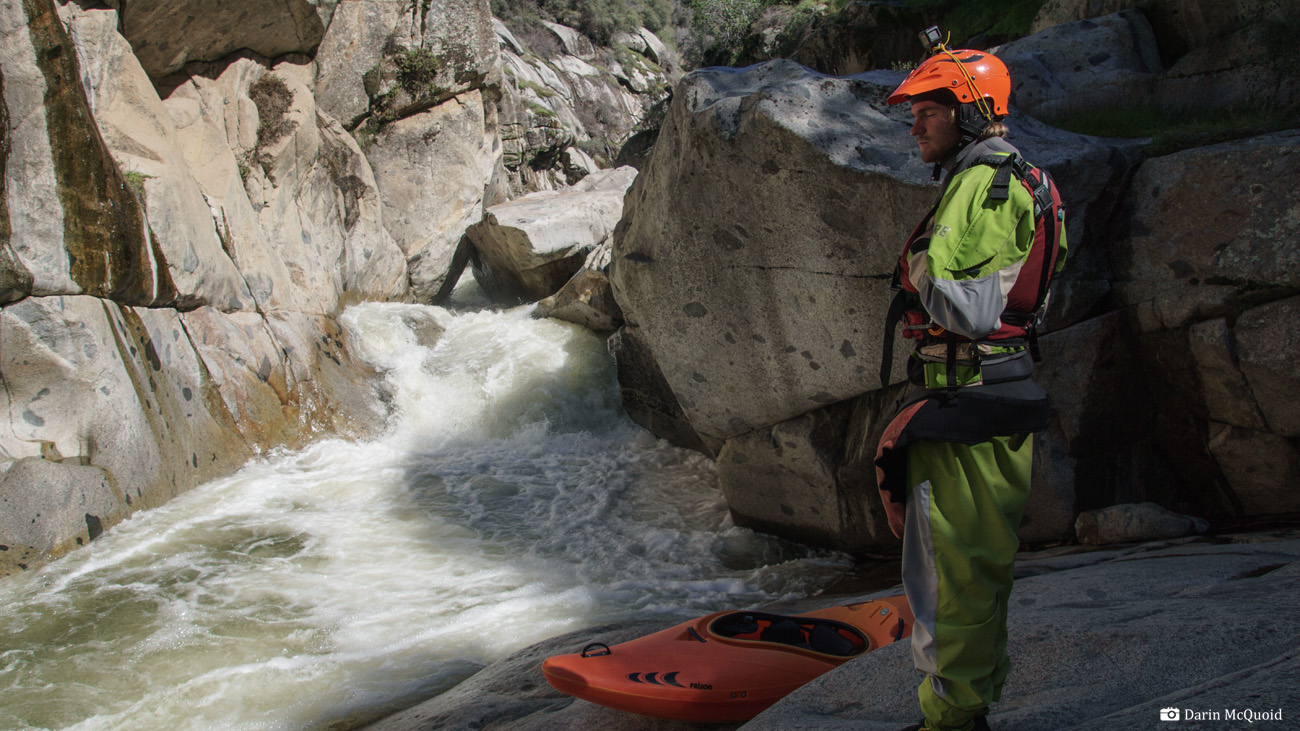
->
[394,46,443,98]
[527,100,559,118]
[518,78,558,98]
[248,74,297,148]
[901,0,1045,46]
[123,170,151,204]
[688,0,765,58]
[1045,103,1298,157]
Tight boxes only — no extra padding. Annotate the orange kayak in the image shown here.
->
[542,594,913,723]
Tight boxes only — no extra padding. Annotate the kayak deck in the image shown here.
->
[542,595,913,723]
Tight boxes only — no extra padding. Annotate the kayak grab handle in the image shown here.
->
[581,642,612,657]
[893,618,905,642]
[688,627,707,643]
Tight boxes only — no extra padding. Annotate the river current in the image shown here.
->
[0,288,851,730]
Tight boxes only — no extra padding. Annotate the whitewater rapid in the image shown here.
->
[0,293,851,730]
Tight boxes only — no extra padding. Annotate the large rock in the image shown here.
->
[1188,317,1270,431]
[1205,423,1300,518]
[165,55,409,312]
[995,12,1163,120]
[367,90,498,302]
[0,458,125,557]
[314,0,499,127]
[1115,130,1300,332]
[467,166,636,303]
[711,314,1160,552]
[66,3,257,312]
[0,0,172,303]
[716,400,880,552]
[534,241,624,335]
[1109,133,1300,525]
[241,58,410,313]
[0,296,253,526]
[314,0,407,125]
[105,0,328,79]
[1187,296,1300,518]
[610,61,933,446]
[1074,502,1209,545]
[1233,296,1300,437]
[610,60,1128,448]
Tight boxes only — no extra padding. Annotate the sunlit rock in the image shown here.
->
[467,166,636,303]
[314,0,499,127]
[105,0,328,79]
[66,3,256,312]
[0,297,255,541]
[367,90,498,302]
[0,458,124,557]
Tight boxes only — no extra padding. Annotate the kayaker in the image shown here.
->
[873,28,1068,731]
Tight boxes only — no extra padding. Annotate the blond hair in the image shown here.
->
[979,120,1008,139]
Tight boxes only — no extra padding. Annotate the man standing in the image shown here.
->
[873,35,1068,731]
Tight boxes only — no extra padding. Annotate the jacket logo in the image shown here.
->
[934,224,951,238]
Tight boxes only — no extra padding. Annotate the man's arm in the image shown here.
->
[907,165,1034,339]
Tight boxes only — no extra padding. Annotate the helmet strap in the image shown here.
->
[956,102,993,149]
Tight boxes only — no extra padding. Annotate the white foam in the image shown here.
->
[0,303,851,730]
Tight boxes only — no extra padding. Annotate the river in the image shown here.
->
[0,288,852,731]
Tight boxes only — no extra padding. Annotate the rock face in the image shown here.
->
[611,61,934,450]
[366,89,498,302]
[314,0,497,127]
[0,0,464,573]
[0,0,675,572]
[1027,2,1300,114]
[107,0,329,79]
[495,21,674,194]
[1112,131,1300,522]
[607,60,1142,551]
[313,0,502,302]
[996,11,1164,120]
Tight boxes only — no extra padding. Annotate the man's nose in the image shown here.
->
[910,118,922,135]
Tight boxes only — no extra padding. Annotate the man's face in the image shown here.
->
[910,100,960,164]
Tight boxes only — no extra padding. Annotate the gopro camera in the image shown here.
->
[918,25,942,52]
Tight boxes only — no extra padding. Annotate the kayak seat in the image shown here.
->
[760,619,806,647]
[808,624,855,656]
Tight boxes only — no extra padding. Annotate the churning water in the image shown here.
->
[0,290,851,731]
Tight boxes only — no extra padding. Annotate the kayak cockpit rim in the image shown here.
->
[705,611,870,657]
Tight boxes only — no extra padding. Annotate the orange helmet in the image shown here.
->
[888,48,1010,119]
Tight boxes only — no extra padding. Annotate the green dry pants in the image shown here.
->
[902,435,1032,731]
